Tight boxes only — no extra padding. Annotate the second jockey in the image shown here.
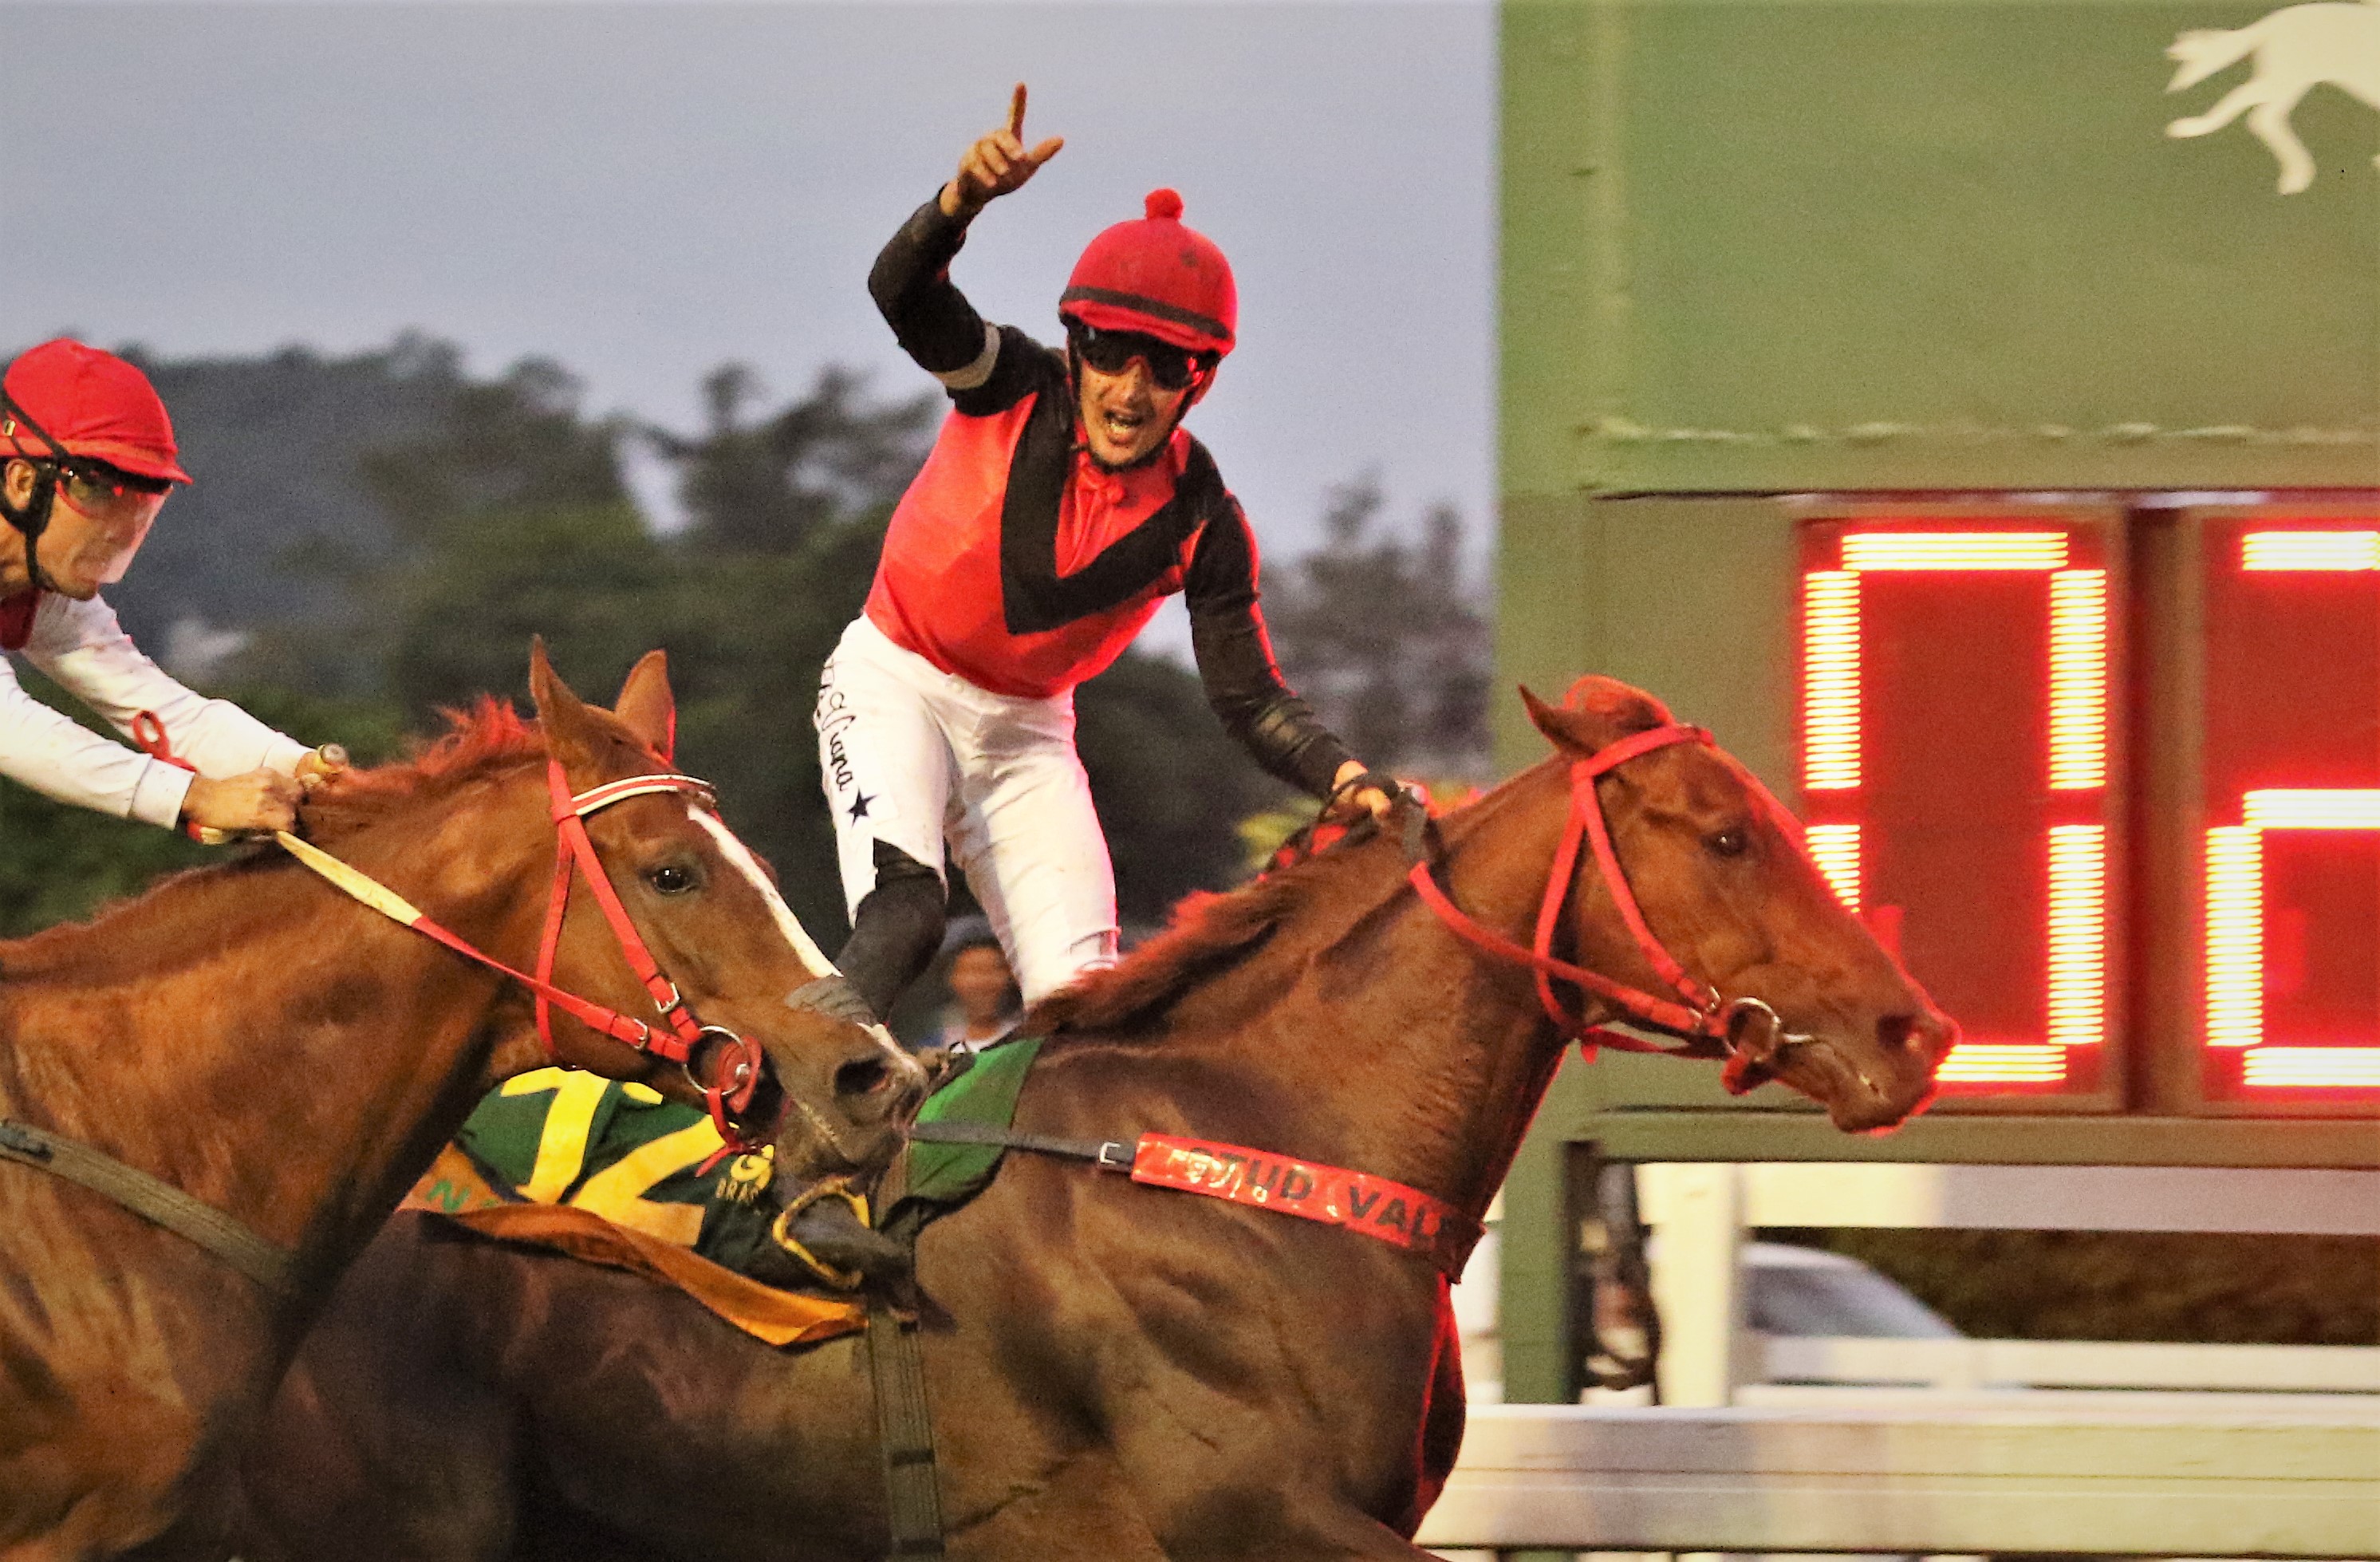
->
[0,339,343,842]
[816,85,1393,1031]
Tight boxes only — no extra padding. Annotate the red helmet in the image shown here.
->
[1059,188,1236,359]
[1,339,191,484]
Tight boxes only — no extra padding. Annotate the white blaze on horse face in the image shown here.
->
[688,810,835,979]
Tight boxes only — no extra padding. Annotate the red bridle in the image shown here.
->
[1409,722,1738,1056]
[532,761,768,1150]
[270,760,772,1154]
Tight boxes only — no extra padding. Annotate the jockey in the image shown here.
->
[816,85,1395,1028]
[0,338,343,840]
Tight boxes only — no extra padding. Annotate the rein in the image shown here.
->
[278,759,769,1152]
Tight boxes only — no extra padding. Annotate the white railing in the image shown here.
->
[1415,1398,2380,1556]
[1756,1333,2380,1394]
[1432,1163,2380,1558]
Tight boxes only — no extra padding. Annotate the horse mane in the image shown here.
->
[298,699,544,842]
[1028,814,1428,1037]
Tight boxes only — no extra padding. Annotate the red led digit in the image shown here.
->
[2202,526,2380,1098]
[1798,521,2114,1092]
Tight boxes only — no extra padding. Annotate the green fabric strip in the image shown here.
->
[903,1036,1046,1206]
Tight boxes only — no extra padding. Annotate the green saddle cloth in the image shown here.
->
[894,1035,1046,1213]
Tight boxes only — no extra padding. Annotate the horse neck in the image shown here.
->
[1144,763,1579,1225]
[2,763,562,1272]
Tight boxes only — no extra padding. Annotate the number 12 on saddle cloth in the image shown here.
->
[400,1068,864,1347]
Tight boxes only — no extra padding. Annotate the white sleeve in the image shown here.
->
[17,594,309,829]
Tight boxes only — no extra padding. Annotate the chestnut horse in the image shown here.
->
[236,677,1955,1562]
[0,646,925,1562]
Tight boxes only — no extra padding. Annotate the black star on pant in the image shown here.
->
[846,791,874,822]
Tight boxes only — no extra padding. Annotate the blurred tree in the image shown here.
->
[1262,471,1491,778]
[646,364,936,556]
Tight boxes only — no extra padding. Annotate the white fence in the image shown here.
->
[1428,1162,2380,1558]
[1414,1399,2380,1556]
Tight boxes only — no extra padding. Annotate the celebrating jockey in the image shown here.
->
[816,85,1395,1028]
[0,338,342,839]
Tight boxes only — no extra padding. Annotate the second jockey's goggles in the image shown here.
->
[1067,323,1212,393]
[53,460,169,583]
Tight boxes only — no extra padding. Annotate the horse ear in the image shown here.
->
[613,649,677,763]
[1522,676,1673,759]
[528,637,599,769]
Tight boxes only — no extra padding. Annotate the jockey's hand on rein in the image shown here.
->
[181,766,305,838]
[1325,761,1404,825]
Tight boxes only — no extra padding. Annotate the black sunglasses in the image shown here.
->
[57,459,172,507]
[1069,325,1210,393]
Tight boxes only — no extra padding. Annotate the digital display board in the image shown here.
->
[2197,516,2379,1103]
[1795,513,2123,1104]
[1792,505,2378,1117]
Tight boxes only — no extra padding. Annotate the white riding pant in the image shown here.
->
[814,616,1119,1006]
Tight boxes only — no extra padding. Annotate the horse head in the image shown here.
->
[526,644,928,1184]
[1523,675,1954,1131]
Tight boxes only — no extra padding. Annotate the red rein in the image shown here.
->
[1409,722,1729,1054]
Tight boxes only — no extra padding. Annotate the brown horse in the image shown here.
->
[234,676,1954,1562]
[0,646,925,1562]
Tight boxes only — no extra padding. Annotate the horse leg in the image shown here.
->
[232,1221,519,1562]
[2165,77,2261,138]
[2243,89,2315,191]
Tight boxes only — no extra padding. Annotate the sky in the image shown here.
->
[0,1,1497,651]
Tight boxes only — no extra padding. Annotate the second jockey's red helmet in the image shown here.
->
[1059,188,1236,359]
[0,339,191,484]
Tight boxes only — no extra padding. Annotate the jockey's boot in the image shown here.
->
[769,845,948,1290]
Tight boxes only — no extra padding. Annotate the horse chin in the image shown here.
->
[1766,1039,1934,1134]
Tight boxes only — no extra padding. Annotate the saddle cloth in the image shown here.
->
[400,1040,1048,1345]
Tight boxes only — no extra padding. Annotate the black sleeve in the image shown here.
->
[868,195,986,375]
[868,195,1058,416]
[1184,491,1356,799]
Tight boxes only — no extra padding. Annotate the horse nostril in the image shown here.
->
[835,1056,891,1100]
[1880,1012,1954,1064]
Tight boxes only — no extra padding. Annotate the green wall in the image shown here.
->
[1502,0,2380,499]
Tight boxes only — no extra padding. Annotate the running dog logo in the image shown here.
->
[2164,1,2380,193]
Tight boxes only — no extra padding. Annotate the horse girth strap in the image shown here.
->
[0,1117,297,1296]
[865,1296,947,1559]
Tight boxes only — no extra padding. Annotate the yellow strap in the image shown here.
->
[274,830,427,926]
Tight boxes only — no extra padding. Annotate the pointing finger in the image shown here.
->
[1008,82,1027,139]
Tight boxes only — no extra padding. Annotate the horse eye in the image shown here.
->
[1708,826,1752,859]
[647,863,699,896]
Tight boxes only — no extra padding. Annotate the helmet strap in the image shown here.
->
[0,393,69,594]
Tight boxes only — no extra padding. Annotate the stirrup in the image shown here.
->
[769,1176,873,1292]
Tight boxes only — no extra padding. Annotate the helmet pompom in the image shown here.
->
[1144,187,1184,222]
